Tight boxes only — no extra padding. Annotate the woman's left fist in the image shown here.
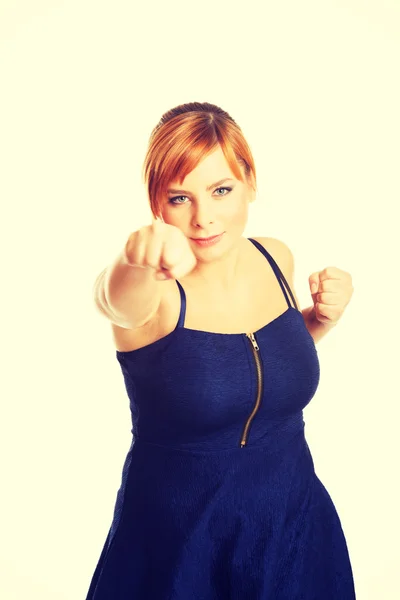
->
[308,267,354,325]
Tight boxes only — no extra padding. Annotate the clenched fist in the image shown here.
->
[124,218,197,281]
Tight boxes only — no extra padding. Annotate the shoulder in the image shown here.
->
[251,236,301,310]
[251,236,295,274]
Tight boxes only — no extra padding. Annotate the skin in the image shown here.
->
[158,145,354,343]
[160,146,256,292]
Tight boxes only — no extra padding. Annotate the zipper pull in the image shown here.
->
[246,332,259,351]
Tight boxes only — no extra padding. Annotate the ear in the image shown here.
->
[246,174,257,203]
[249,185,256,203]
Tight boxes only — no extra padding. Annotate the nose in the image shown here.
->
[191,200,215,228]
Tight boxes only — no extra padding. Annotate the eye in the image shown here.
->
[168,195,188,205]
[168,186,232,205]
[216,186,231,196]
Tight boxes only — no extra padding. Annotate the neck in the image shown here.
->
[183,237,247,293]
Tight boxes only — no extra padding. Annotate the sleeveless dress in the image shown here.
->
[85,238,356,599]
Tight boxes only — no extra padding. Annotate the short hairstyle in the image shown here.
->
[142,101,257,218]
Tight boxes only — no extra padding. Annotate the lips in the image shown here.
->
[192,234,221,240]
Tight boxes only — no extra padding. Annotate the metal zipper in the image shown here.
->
[240,332,263,447]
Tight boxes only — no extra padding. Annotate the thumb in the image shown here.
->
[309,274,319,295]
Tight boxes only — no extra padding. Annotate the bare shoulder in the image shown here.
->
[251,236,301,309]
[108,236,300,352]
[251,236,295,272]
[109,276,177,352]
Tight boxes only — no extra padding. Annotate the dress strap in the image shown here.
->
[248,238,299,310]
[175,280,187,329]
[174,238,298,331]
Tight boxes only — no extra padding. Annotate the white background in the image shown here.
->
[1,0,399,598]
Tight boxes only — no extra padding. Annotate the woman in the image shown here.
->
[86,102,356,598]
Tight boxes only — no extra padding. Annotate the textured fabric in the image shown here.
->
[85,238,356,599]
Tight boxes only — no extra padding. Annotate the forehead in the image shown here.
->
[171,147,238,187]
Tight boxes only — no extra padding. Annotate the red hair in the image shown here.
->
[142,102,257,218]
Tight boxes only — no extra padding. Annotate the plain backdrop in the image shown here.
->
[1,1,399,598]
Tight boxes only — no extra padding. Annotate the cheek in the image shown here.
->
[161,206,179,226]
[224,200,249,225]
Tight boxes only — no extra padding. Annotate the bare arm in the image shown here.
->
[93,250,162,330]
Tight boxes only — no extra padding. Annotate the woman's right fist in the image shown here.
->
[124,218,197,281]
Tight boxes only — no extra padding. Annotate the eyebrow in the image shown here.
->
[167,178,235,194]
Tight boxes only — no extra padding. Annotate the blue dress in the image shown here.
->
[85,238,356,599]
